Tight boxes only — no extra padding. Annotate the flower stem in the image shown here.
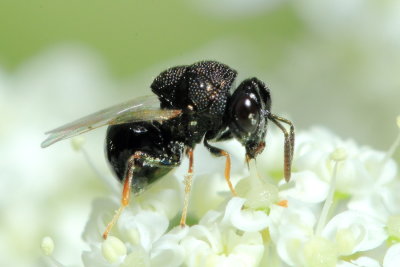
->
[315,160,338,236]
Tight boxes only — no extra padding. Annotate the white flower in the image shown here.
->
[82,191,269,267]
[82,174,182,266]
[71,123,400,267]
[322,211,386,254]
[271,207,386,266]
[180,197,266,267]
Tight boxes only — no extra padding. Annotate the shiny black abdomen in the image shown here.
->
[105,121,183,194]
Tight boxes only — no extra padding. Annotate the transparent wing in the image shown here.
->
[41,95,181,148]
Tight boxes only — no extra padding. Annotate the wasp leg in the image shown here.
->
[103,151,180,239]
[180,148,194,227]
[204,139,237,196]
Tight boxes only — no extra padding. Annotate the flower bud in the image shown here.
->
[41,236,55,256]
[102,236,127,263]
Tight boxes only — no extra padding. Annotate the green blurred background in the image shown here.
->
[1,0,398,148]
[1,0,300,77]
[0,1,399,266]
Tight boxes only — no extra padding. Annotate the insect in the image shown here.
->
[42,61,294,239]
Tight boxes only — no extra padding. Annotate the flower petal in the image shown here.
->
[279,170,329,203]
[322,211,386,254]
[221,197,270,232]
[383,243,400,267]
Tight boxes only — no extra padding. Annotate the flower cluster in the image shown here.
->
[43,121,400,267]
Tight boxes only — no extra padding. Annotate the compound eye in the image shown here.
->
[232,94,260,133]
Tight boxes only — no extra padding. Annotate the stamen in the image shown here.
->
[70,136,85,151]
[40,236,64,267]
[41,236,54,256]
[277,199,288,208]
[102,236,127,263]
[315,148,347,236]
[330,148,348,162]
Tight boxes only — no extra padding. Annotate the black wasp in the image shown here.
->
[42,61,294,239]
